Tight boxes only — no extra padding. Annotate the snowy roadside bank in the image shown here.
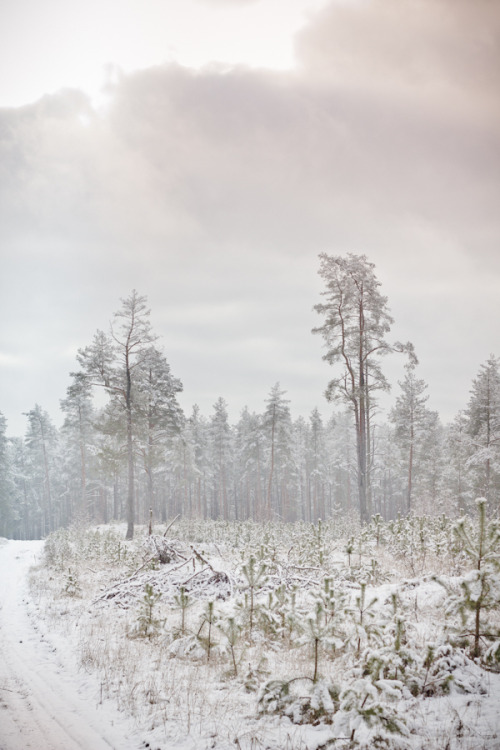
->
[0,539,141,750]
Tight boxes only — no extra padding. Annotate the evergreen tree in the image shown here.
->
[9,437,32,538]
[134,345,184,523]
[444,411,471,515]
[307,408,329,523]
[60,372,96,523]
[464,355,500,508]
[234,407,264,520]
[313,253,414,522]
[263,383,292,520]
[0,412,16,537]
[415,409,444,515]
[389,362,430,515]
[209,397,232,519]
[186,404,210,519]
[23,405,60,535]
[77,291,177,539]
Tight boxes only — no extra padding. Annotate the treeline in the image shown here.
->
[0,258,499,539]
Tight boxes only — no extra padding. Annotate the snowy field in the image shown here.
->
[1,511,499,750]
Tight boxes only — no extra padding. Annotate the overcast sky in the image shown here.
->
[1,0,499,436]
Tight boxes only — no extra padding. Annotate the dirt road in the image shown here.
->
[0,540,138,750]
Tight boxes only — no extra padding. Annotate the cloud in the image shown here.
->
[0,353,28,367]
[195,0,260,5]
[1,2,499,433]
[295,0,500,116]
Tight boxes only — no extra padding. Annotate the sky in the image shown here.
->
[1,0,499,436]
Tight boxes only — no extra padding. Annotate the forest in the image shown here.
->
[0,254,499,540]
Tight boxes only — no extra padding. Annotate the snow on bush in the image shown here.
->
[29,511,500,749]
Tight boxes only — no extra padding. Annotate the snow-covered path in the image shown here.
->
[0,540,140,750]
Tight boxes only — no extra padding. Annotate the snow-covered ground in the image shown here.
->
[1,516,500,750]
[0,539,141,750]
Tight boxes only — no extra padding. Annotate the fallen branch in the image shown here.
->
[190,545,215,572]
[91,555,157,605]
[163,514,180,538]
[182,566,210,586]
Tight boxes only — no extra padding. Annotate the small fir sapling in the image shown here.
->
[319,577,348,650]
[217,615,241,676]
[197,599,215,660]
[302,598,328,682]
[258,676,339,725]
[419,644,455,696]
[259,584,289,640]
[130,583,164,640]
[361,594,420,697]
[240,554,268,638]
[298,580,348,682]
[333,677,410,750]
[173,586,192,635]
[373,514,385,547]
[348,581,380,656]
[438,498,500,660]
[243,657,270,693]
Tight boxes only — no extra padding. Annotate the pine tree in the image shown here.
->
[0,412,16,537]
[77,292,179,539]
[234,407,264,520]
[263,383,292,520]
[445,411,471,514]
[313,253,414,522]
[60,372,95,523]
[307,408,329,523]
[209,397,232,519]
[185,404,210,519]
[134,346,184,523]
[446,498,500,659]
[23,405,60,535]
[464,355,500,508]
[389,362,430,515]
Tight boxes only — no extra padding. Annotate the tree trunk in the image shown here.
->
[407,436,414,516]
[266,407,276,521]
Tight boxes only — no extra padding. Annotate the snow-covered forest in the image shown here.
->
[0,255,499,540]
[1,256,499,748]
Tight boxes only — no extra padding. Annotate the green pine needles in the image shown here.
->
[439,498,500,661]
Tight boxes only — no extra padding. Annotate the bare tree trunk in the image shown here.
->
[266,407,276,521]
[39,423,53,534]
[358,374,368,522]
[407,436,414,516]
[126,405,135,539]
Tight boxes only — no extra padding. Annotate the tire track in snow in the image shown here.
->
[0,540,140,750]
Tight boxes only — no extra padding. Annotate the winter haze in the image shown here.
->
[1,0,499,435]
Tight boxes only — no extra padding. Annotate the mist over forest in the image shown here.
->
[1,254,498,540]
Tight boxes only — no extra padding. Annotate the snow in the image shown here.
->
[1,518,500,750]
[0,539,140,750]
